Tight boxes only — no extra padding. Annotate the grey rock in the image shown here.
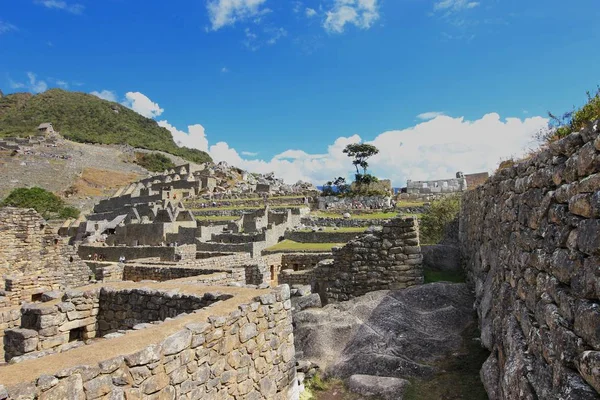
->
[346,374,410,400]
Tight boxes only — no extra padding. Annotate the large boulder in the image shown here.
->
[347,374,410,400]
[294,282,474,380]
[421,244,462,271]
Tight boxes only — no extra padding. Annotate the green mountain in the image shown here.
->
[0,89,211,164]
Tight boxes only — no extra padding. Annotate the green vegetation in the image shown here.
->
[264,240,343,252]
[404,323,489,400]
[1,187,80,219]
[312,211,397,220]
[195,215,240,222]
[424,269,466,284]
[0,89,212,164]
[396,200,426,208]
[300,374,370,400]
[134,152,176,173]
[539,87,600,143]
[297,227,367,233]
[419,195,461,244]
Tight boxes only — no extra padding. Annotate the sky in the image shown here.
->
[1,0,599,185]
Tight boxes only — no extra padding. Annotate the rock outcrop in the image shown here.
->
[294,283,475,381]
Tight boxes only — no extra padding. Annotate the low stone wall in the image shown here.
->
[0,307,21,361]
[318,195,391,210]
[122,264,245,285]
[0,285,298,400]
[300,217,389,228]
[281,253,332,271]
[279,269,315,287]
[87,262,124,282]
[284,230,361,244]
[212,232,265,244]
[460,125,600,398]
[78,245,177,262]
[326,218,423,302]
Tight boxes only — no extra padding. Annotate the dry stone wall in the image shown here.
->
[0,285,298,400]
[0,208,91,304]
[460,124,600,399]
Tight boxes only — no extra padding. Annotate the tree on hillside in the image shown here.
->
[343,143,379,176]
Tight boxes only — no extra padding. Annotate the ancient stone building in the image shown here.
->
[460,124,600,399]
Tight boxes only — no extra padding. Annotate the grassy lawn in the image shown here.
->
[424,269,466,284]
[264,240,343,252]
[312,211,398,220]
[297,227,367,233]
[396,200,426,208]
[195,215,240,222]
[190,205,305,212]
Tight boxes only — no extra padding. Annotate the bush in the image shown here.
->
[135,152,176,173]
[538,87,600,143]
[420,194,461,244]
[1,187,79,219]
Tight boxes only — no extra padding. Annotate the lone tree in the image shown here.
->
[343,143,379,177]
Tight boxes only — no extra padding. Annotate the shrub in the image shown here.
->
[1,187,79,219]
[538,87,600,143]
[420,194,461,244]
[135,152,176,173]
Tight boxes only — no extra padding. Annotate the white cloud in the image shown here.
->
[90,90,118,102]
[26,72,48,93]
[221,67,230,73]
[266,27,287,45]
[324,0,380,34]
[207,0,269,30]
[35,0,84,14]
[241,151,258,156]
[434,0,480,12]
[306,8,317,17]
[417,111,446,120]
[0,20,17,34]
[122,92,164,119]
[158,120,209,152]
[206,113,547,185]
[56,80,68,88]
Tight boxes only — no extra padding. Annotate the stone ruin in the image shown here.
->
[2,120,600,399]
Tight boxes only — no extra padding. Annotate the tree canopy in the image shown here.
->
[343,143,379,175]
[1,187,80,219]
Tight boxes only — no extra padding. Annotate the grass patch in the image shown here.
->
[424,269,466,284]
[264,240,342,252]
[297,227,367,233]
[195,215,240,222]
[301,374,373,400]
[396,200,426,208]
[312,211,398,220]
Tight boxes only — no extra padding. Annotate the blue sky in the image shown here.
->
[1,0,599,184]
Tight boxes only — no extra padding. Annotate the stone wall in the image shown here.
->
[318,195,391,210]
[0,306,21,361]
[0,285,298,400]
[460,125,600,399]
[0,208,91,302]
[326,218,423,302]
[281,253,332,271]
[122,264,245,285]
[284,230,361,244]
[300,217,389,228]
[78,245,176,262]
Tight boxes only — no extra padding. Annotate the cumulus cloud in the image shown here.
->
[0,20,17,34]
[205,113,547,185]
[35,0,84,14]
[158,120,209,152]
[434,0,480,12]
[122,92,164,119]
[17,72,48,93]
[324,0,380,34]
[417,111,446,120]
[90,90,118,102]
[207,0,269,30]
[241,151,258,156]
[306,8,317,17]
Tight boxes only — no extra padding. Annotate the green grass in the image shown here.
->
[424,269,466,284]
[297,227,367,233]
[404,322,489,400]
[312,211,398,220]
[396,200,426,208]
[264,240,343,252]
[195,215,240,222]
[0,89,211,164]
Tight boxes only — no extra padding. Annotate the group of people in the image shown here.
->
[87,253,107,261]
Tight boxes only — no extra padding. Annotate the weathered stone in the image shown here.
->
[39,375,84,400]
[162,330,192,356]
[347,374,410,400]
